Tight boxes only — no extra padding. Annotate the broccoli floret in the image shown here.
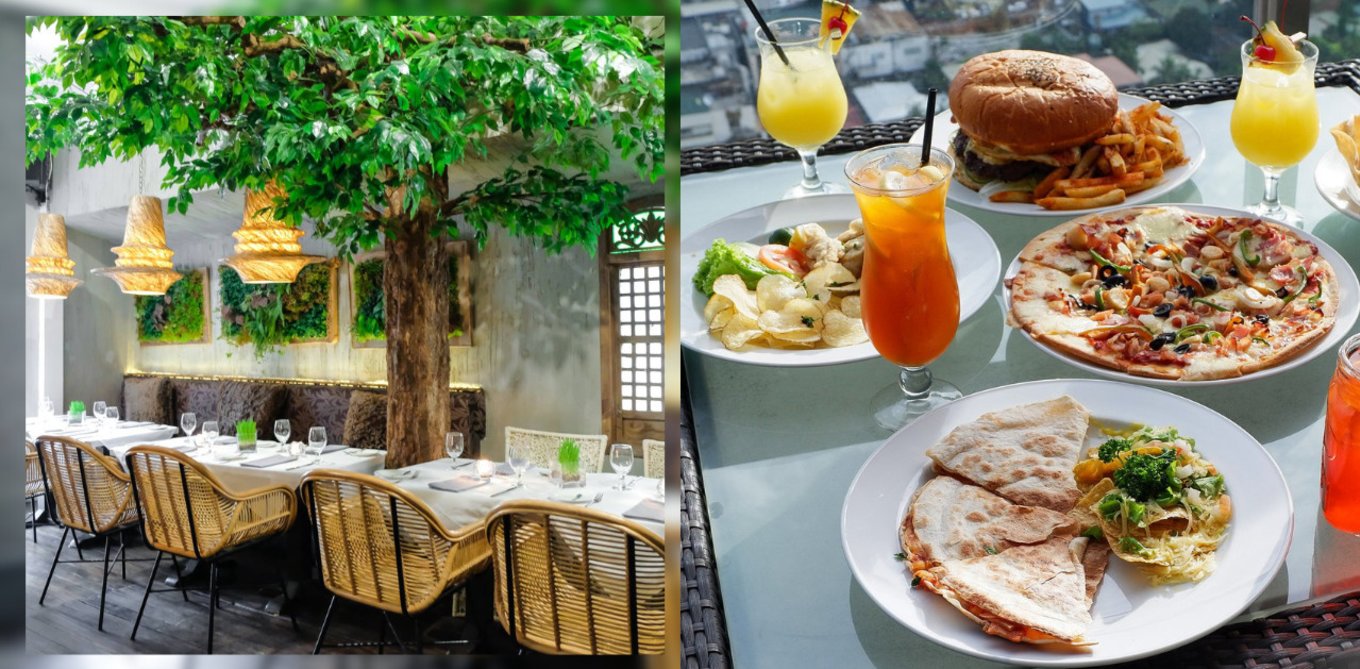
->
[1097,437,1133,462]
[1113,449,1180,502]
[692,239,783,296]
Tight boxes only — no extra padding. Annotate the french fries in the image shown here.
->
[985,102,1187,211]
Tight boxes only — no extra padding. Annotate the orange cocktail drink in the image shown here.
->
[1324,333,1360,533]
[845,145,961,430]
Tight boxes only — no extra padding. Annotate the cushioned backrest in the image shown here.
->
[122,376,173,426]
[343,390,388,450]
[172,379,223,425]
[287,385,353,445]
[217,381,288,436]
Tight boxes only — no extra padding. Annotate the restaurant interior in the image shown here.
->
[23,15,667,655]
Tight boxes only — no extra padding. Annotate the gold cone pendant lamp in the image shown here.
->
[92,195,182,295]
[25,212,83,299]
[222,181,324,283]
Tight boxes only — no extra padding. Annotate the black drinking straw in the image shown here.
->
[744,0,790,67]
[921,87,938,165]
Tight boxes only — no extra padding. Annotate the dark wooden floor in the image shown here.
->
[25,519,501,655]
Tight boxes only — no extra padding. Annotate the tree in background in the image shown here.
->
[1149,54,1196,85]
[26,15,664,467]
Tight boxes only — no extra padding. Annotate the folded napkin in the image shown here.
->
[318,443,346,454]
[495,462,516,476]
[623,498,664,523]
[241,454,297,468]
[117,421,155,429]
[429,474,490,493]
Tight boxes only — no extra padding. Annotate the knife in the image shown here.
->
[489,482,523,498]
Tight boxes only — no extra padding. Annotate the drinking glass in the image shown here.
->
[1324,332,1360,533]
[445,432,465,466]
[1229,38,1318,225]
[610,443,634,490]
[273,419,291,445]
[105,407,119,424]
[40,396,53,419]
[202,420,219,456]
[845,144,962,431]
[180,412,197,439]
[506,443,530,485]
[93,401,107,425]
[755,17,849,199]
[307,426,327,463]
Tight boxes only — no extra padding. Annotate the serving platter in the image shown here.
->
[1001,203,1360,386]
[909,94,1205,218]
[680,193,1001,366]
[1314,148,1360,221]
[841,378,1291,667]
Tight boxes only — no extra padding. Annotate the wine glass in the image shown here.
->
[506,443,530,485]
[93,401,107,426]
[445,432,465,467]
[1229,37,1318,225]
[273,419,291,446]
[307,426,327,465]
[610,443,634,490]
[202,420,219,456]
[755,17,850,199]
[105,406,119,424]
[845,144,962,431]
[40,396,53,419]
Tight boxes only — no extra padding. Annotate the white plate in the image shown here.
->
[841,379,1291,667]
[910,94,1205,218]
[1314,148,1360,221]
[1002,203,1360,386]
[375,468,416,481]
[681,194,1002,366]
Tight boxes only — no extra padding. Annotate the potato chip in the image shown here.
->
[840,295,862,319]
[704,294,733,324]
[822,309,869,347]
[720,313,764,350]
[804,263,858,302]
[767,330,821,346]
[755,274,804,313]
[712,274,760,320]
[758,302,823,335]
[709,306,735,332]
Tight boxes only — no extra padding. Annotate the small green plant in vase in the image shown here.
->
[236,419,257,454]
[556,439,585,488]
[68,401,85,425]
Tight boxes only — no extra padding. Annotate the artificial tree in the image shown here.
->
[26,16,663,467]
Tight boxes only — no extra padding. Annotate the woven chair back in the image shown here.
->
[504,428,608,473]
[34,436,137,535]
[641,439,665,480]
[486,500,665,654]
[301,471,472,615]
[25,440,45,496]
[124,447,233,558]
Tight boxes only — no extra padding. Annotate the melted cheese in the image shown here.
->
[1132,207,1193,245]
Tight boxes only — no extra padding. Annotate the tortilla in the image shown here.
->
[925,396,1090,511]
[901,476,1075,567]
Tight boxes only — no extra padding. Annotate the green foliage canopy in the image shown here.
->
[26,16,664,255]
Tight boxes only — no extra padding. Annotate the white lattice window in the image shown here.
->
[600,203,665,444]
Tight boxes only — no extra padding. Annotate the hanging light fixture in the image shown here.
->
[25,212,82,299]
[91,195,182,295]
[221,180,325,283]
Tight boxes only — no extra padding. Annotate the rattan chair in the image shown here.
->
[504,427,608,473]
[34,436,145,631]
[25,440,46,542]
[486,500,665,654]
[641,439,665,480]
[300,469,491,654]
[123,445,298,653]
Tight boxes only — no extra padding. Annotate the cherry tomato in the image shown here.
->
[758,244,807,276]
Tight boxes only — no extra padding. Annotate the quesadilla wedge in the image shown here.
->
[918,534,1096,646]
[925,396,1091,511]
[901,476,1076,572]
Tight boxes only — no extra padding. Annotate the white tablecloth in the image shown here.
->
[110,437,387,490]
[27,417,178,450]
[393,458,664,538]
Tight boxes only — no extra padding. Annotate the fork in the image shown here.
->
[584,491,605,507]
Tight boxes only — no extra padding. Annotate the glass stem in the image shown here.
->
[1260,166,1283,213]
[798,149,822,191]
[899,366,933,400]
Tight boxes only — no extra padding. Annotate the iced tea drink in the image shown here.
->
[1324,333,1360,533]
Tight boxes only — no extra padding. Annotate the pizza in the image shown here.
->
[1007,206,1339,380]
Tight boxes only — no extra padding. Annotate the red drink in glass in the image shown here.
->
[1323,333,1360,533]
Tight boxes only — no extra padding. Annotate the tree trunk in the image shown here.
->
[383,208,450,468]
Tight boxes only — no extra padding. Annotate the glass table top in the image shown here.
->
[680,86,1360,668]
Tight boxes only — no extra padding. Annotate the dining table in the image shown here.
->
[26,416,178,450]
[110,436,388,489]
[679,68,1360,668]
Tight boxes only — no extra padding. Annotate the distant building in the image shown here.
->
[853,81,929,123]
[1078,0,1148,31]
[680,94,734,149]
[839,1,932,79]
[1073,52,1143,88]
